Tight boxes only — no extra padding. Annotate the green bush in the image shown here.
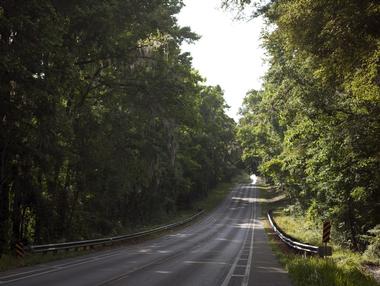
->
[362,225,380,265]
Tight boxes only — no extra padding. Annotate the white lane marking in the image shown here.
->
[1,186,244,285]
[184,260,229,265]
[0,268,48,280]
[155,270,172,274]
[242,188,256,286]
[220,188,253,286]
[231,274,245,277]
[220,185,257,286]
[0,204,222,283]
[0,252,124,284]
[0,267,72,284]
[157,250,171,254]
[0,254,119,280]
[0,255,142,285]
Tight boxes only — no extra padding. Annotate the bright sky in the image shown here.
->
[177,0,267,121]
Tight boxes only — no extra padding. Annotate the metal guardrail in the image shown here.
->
[27,210,205,254]
[267,210,319,254]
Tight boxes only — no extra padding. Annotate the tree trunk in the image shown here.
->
[347,197,358,251]
[0,144,10,256]
[0,183,10,256]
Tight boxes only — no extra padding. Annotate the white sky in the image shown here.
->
[177,0,267,121]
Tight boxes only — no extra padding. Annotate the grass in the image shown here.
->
[259,185,379,286]
[274,215,321,246]
[286,257,377,286]
[0,171,250,272]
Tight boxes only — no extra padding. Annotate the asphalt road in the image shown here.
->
[0,184,292,286]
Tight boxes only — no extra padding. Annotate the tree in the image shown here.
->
[0,0,238,255]
[233,0,380,250]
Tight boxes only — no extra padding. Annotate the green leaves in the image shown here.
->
[236,0,380,251]
[0,0,237,252]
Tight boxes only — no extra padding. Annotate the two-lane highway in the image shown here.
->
[0,184,292,286]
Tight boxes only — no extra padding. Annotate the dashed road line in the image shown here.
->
[242,188,256,286]
[221,186,256,286]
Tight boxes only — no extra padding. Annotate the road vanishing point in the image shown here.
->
[0,184,292,286]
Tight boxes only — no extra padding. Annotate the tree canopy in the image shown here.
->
[0,0,239,255]
[235,0,380,250]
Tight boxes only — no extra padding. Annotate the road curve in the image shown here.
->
[0,184,292,286]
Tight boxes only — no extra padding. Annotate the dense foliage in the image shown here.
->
[229,0,380,250]
[0,0,238,255]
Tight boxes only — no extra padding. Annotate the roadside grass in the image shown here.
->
[286,256,377,286]
[274,215,320,246]
[0,171,250,272]
[259,185,379,286]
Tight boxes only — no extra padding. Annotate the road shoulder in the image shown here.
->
[248,187,292,286]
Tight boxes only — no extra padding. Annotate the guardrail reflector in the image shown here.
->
[322,221,331,243]
[15,241,25,258]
